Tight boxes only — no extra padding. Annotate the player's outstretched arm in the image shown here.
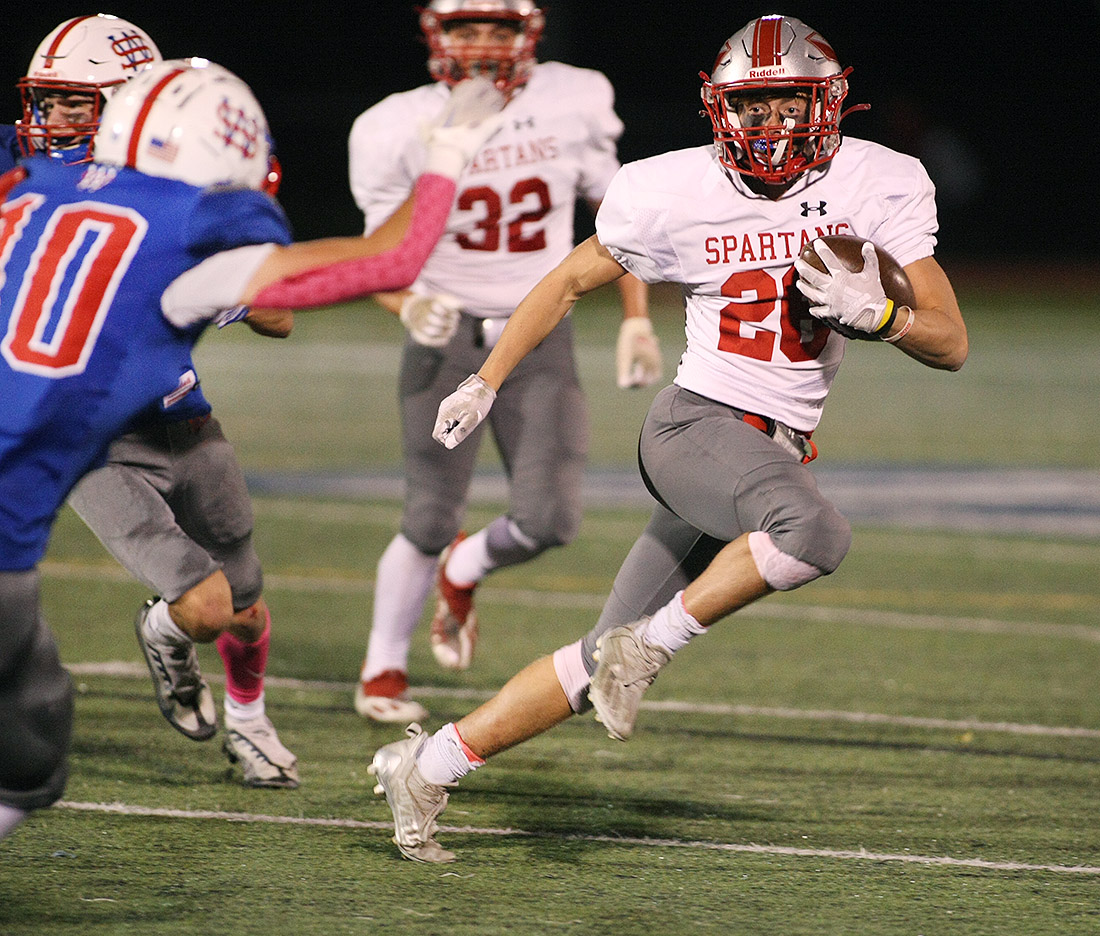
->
[482,235,628,389]
[240,78,504,310]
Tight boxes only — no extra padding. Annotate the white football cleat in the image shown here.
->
[369,723,455,863]
[223,713,300,789]
[430,533,478,670]
[355,669,429,724]
[134,598,217,741]
[588,619,671,742]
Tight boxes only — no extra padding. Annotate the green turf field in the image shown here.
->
[3,281,1099,935]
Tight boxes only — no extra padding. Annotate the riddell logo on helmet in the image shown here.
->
[747,66,787,78]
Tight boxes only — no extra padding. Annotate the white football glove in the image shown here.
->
[399,292,462,347]
[423,76,506,180]
[433,374,497,450]
[794,239,894,336]
[615,317,662,388]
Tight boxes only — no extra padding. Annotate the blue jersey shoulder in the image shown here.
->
[0,160,291,569]
[0,125,20,175]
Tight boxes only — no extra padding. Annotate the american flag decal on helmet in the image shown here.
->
[110,31,157,72]
[148,137,179,163]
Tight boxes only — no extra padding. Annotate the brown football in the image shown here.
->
[796,235,915,340]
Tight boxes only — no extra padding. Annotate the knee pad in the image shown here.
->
[552,640,592,713]
[761,493,852,578]
[749,531,826,591]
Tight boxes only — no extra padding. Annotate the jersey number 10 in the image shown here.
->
[1,194,146,378]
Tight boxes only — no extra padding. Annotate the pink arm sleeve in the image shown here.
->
[251,173,456,309]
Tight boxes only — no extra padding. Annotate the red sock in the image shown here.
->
[216,606,270,704]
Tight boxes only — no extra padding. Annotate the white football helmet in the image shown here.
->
[700,15,867,184]
[420,0,544,94]
[93,59,274,191]
[17,14,161,162]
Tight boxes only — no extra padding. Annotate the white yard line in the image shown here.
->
[41,559,1100,643]
[67,660,1100,740]
[53,800,1100,875]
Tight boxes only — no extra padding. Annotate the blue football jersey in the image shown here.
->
[0,158,292,569]
[0,126,21,176]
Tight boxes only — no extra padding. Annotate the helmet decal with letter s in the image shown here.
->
[93,58,276,191]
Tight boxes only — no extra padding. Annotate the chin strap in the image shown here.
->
[252,173,456,309]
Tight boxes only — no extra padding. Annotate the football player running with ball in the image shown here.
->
[369,15,967,862]
[0,58,504,840]
[349,0,662,724]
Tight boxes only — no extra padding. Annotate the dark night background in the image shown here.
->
[3,3,1099,266]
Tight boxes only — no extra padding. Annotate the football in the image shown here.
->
[796,235,915,340]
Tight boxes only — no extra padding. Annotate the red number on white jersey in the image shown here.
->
[2,200,148,378]
[717,266,829,363]
[456,176,551,253]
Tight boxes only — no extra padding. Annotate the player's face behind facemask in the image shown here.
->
[16,14,161,163]
[93,58,275,191]
[700,15,866,188]
[420,1,544,94]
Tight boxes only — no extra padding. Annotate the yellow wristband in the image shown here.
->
[873,298,896,334]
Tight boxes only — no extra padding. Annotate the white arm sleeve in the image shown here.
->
[160,243,278,329]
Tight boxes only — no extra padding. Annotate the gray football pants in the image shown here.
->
[67,417,262,609]
[398,313,588,562]
[0,569,73,811]
[580,385,852,670]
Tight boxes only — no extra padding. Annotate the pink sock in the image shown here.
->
[217,606,270,705]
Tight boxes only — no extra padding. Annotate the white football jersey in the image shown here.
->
[595,138,938,431]
[349,62,623,317]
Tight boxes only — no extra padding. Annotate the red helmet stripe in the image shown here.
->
[44,14,97,66]
[125,67,187,168]
[751,16,783,67]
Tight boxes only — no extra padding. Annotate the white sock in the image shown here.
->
[146,598,190,645]
[362,534,438,681]
[443,529,493,588]
[638,591,707,654]
[0,803,28,841]
[224,691,265,722]
[416,722,484,786]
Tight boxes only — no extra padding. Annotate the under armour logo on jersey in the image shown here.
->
[800,201,827,216]
[217,98,259,158]
[513,116,535,131]
[109,31,157,71]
